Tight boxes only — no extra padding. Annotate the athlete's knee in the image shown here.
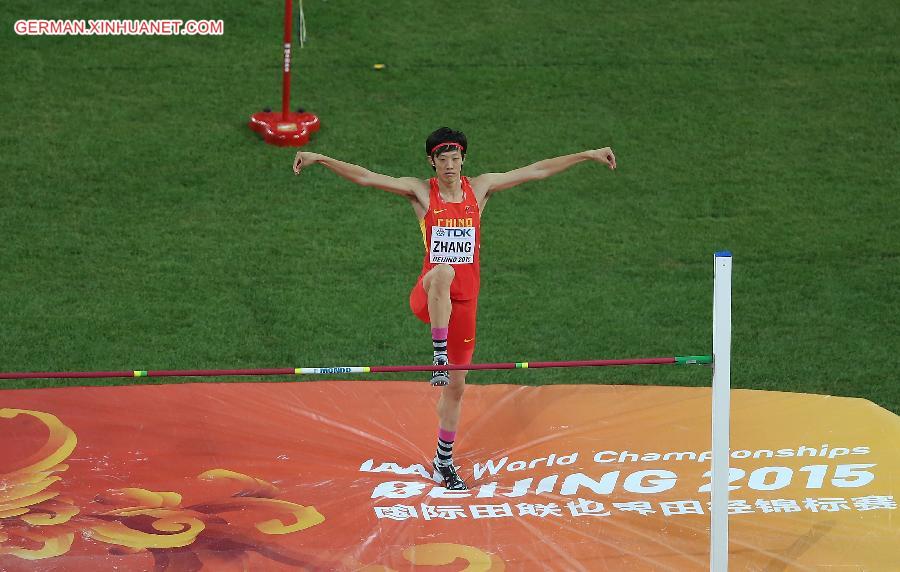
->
[442,383,465,404]
[428,265,455,290]
[445,372,466,399]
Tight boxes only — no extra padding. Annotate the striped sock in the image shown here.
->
[435,428,456,467]
[432,327,448,358]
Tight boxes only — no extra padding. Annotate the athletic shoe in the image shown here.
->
[433,458,468,490]
[431,353,450,386]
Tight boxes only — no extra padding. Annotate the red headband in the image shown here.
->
[430,142,464,155]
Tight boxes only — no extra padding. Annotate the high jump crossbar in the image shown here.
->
[0,356,711,380]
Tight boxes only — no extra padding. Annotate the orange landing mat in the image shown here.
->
[2,382,898,571]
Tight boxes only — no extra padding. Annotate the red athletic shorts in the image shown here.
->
[409,278,478,365]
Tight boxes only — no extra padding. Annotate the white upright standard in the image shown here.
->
[711,251,732,571]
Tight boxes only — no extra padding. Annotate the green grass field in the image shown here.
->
[1,1,897,412]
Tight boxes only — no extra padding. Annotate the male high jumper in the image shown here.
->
[292,128,616,489]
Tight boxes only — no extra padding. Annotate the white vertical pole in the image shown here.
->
[711,251,732,571]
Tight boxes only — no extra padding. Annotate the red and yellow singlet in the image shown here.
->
[409,176,481,365]
[417,176,482,300]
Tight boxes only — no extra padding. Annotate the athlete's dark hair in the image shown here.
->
[425,127,467,160]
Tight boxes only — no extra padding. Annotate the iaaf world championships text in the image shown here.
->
[14,19,223,36]
[363,443,872,482]
[362,443,883,503]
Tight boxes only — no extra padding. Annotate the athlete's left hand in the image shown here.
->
[592,147,616,170]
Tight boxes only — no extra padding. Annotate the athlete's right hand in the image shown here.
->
[293,152,316,175]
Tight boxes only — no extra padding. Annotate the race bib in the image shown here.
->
[430,226,476,265]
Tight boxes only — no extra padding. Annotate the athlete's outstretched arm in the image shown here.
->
[472,148,616,197]
[292,151,425,198]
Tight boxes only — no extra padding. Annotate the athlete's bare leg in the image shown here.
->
[422,265,455,386]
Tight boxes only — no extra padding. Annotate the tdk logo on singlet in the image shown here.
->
[440,228,473,238]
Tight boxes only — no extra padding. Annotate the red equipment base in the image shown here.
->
[249,110,320,147]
